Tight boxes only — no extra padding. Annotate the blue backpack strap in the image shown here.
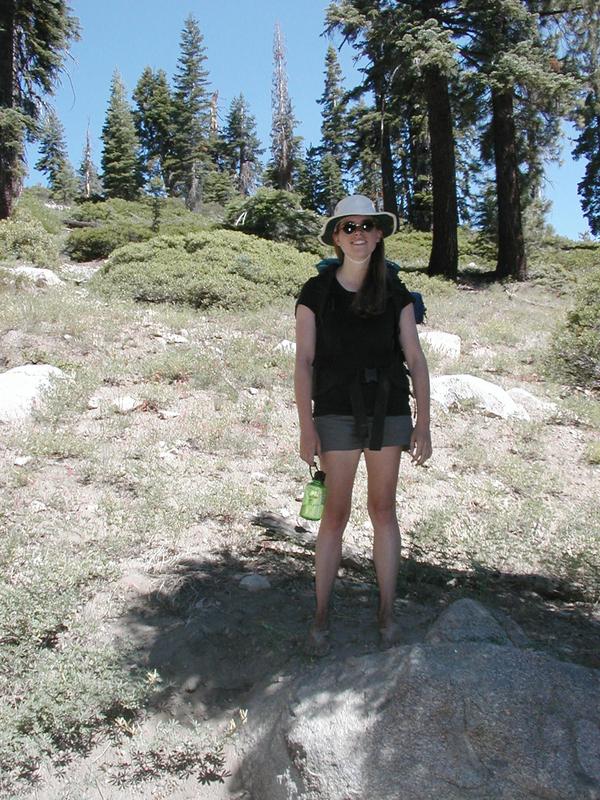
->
[314,257,426,323]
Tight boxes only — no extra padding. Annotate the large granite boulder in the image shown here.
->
[236,599,600,800]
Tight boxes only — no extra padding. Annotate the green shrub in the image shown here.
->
[224,188,321,253]
[547,264,600,390]
[90,229,316,310]
[65,224,153,261]
[0,210,60,266]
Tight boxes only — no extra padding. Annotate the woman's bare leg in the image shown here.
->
[364,446,402,630]
[313,448,362,630]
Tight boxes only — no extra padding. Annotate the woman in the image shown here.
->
[294,195,432,654]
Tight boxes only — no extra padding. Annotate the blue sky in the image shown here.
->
[26,0,590,239]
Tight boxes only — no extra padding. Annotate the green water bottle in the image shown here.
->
[300,463,327,521]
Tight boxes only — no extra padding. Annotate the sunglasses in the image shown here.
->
[337,219,377,235]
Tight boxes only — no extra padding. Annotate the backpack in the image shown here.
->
[314,257,426,324]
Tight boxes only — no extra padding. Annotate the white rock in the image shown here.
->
[507,388,558,417]
[419,330,461,359]
[12,266,63,287]
[112,395,143,414]
[158,408,180,420]
[274,339,296,355]
[248,387,259,396]
[0,364,66,423]
[14,456,32,467]
[431,374,530,420]
[87,396,101,410]
[30,500,47,513]
[166,334,189,344]
[240,574,271,592]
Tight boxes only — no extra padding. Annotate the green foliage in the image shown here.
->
[0,209,60,266]
[547,263,600,390]
[0,538,148,792]
[90,228,315,309]
[35,108,78,202]
[15,186,68,234]
[64,197,211,260]
[65,223,153,261]
[101,70,142,200]
[224,188,321,252]
[169,15,212,205]
[0,2,80,216]
[0,642,147,791]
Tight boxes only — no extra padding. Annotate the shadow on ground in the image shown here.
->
[116,528,600,734]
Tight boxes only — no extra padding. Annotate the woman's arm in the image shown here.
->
[399,303,432,466]
[294,304,321,464]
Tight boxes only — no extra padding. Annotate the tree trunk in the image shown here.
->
[375,90,398,218]
[380,118,398,217]
[407,110,432,232]
[424,67,458,279]
[491,87,527,280]
[0,5,17,219]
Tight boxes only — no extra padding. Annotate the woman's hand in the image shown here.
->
[300,422,321,465]
[409,420,432,466]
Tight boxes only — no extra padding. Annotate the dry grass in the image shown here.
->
[1,260,599,796]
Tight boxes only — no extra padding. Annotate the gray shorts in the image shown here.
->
[315,414,413,452]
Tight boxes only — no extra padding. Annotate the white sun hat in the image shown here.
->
[319,194,397,246]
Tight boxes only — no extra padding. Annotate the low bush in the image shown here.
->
[65,224,153,261]
[91,228,316,310]
[0,210,60,267]
[224,188,321,253]
[546,263,600,390]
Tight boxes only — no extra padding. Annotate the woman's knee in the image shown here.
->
[367,496,398,526]
[321,500,351,533]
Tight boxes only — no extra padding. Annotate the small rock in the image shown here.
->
[182,675,201,693]
[112,396,142,414]
[30,500,47,513]
[158,408,180,420]
[248,387,259,396]
[274,339,296,355]
[87,396,101,410]
[14,456,32,467]
[167,334,189,344]
[419,330,461,359]
[240,574,271,592]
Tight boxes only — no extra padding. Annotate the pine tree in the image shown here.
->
[78,125,102,198]
[222,94,263,195]
[316,45,347,212]
[101,70,141,200]
[267,23,301,191]
[169,14,211,207]
[0,0,79,218]
[35,108,77,202]
[459,1,574,279]
[132,67,174,189]
[571,3,600,237]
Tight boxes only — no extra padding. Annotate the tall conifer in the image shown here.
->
[223,94,263,195]
[0,0,79,217]
[78,125,102,198]
[268,23,300,191]
[101,70,141,200]
[133,67,174,189]
[35,108,77,202]
[170,14,211,207]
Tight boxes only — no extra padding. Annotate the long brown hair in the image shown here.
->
[333,238,388,317]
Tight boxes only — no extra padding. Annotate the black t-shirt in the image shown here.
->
[296,270,414,416]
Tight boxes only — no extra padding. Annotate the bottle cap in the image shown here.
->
[310,463,326,483]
